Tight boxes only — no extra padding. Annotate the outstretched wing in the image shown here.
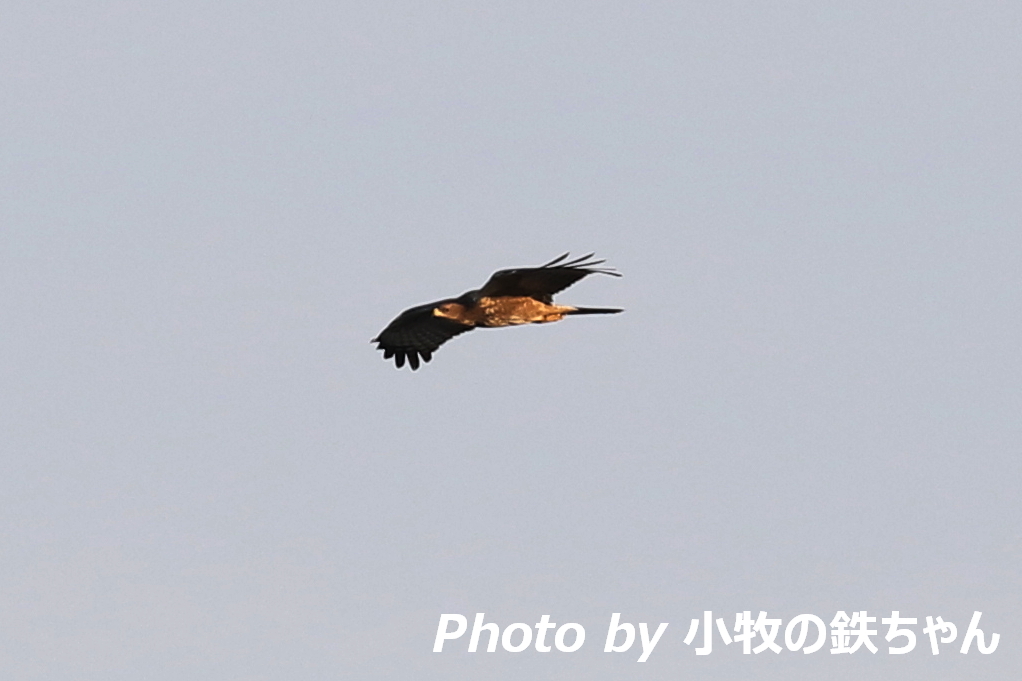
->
[372,301,474,370]
[477,252,621,303]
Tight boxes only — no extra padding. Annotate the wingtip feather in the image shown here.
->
[540,252,571,267]
[540,252,620,276]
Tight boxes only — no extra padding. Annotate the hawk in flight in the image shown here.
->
[372,253,622,370]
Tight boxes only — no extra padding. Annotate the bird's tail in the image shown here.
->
[567,307,623,315]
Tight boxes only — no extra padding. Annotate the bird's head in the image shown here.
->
[433,301,466,321]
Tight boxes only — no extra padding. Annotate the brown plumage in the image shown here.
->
[372,253,623,370]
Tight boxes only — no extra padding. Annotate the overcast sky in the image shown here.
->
[2,2,1020,679]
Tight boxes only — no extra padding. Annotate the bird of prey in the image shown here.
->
[372,253,622,370]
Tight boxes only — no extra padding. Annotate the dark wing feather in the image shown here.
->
[372,300,474,370]
[477,252,621,303]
